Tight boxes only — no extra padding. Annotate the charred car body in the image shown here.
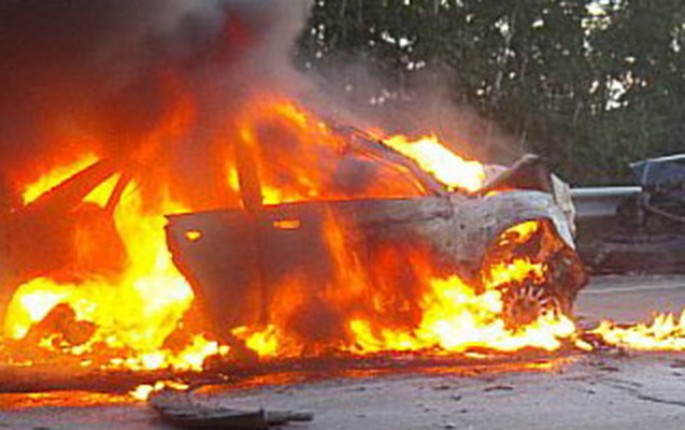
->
[165,128,587,341]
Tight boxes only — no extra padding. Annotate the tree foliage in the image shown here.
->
[297,0,685,185]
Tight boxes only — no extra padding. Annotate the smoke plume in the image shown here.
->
[0,0,311,204]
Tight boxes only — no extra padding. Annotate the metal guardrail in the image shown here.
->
[571,186,642,219]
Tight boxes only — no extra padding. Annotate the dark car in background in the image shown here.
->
[574,154,685,273]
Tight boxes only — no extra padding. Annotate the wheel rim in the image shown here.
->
[502,283,560,328]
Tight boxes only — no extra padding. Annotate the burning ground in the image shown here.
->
[4,275,685,430]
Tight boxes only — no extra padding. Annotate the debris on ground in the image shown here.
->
[483,384,514,392]
[149,389,314,429]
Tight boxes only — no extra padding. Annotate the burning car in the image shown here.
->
[5,0,685,390]
[165,125,586,355]
[0,100,586,363]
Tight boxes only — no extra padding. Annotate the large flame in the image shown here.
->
[348,278,577,354]
[0,96,580,372]
[14,94,685,375]
[346,222,574,355]
[225,96,426,205]
[4,166,227,371]
[227,217,580,358]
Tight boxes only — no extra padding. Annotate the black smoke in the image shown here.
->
[0,0,310,206]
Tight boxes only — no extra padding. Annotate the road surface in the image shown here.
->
[1,275,685,430]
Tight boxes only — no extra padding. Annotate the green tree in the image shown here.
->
[297,0,685,185]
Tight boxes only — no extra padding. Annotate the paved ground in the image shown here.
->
[577,274,685,322]
[1,275,685,430]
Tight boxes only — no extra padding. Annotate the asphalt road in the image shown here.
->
[577,274,685,323]
[1,275,685,430]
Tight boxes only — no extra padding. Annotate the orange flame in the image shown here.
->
[129,380,190,402]
[232,325,280,358]
[348,268,576,355]
[383,134,485,192]
[0,93,589,371]
[4,159,226,371]
[591,311,685,351]
[225,97,427,205]
[229,216,579,359]
[21,153,100,205]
